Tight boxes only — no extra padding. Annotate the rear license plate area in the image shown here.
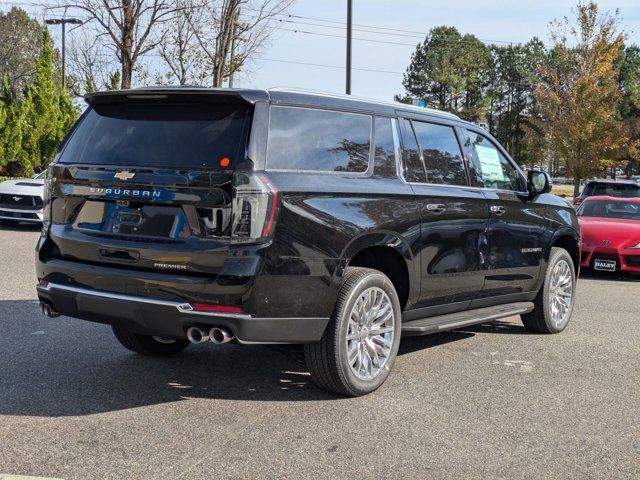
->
[593,259,616,272]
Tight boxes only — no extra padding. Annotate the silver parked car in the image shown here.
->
[0,171,46,225]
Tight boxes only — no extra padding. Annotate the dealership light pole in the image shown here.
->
[346,0,352,95]
[45,18,83,89]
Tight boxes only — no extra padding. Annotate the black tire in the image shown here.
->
[112,326,191,356]
[522,247,576,334]
[304,267,402,396]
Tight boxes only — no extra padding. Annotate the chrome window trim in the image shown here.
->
[265,104,374,176]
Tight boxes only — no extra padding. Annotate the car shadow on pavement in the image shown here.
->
[579,270,640,282]
[0,222,41,232]
[0,299,483,416]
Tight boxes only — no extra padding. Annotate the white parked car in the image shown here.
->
[0,171,46,225]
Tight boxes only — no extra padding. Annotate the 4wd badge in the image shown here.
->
[114,171,135,181]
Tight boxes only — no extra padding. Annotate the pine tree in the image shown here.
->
[20,28,77,175]
[0,77,24,175]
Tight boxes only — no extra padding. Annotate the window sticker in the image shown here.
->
[475,144,505,182]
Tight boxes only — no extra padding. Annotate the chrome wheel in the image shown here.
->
[346,287,395,381]
[549,259,573,327]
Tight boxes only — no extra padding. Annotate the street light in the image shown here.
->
[45,18,83,89]
[346,0,352,95]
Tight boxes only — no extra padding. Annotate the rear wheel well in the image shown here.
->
[552,235,579,272]
[348,246,410,310]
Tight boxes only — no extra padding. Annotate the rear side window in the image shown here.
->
[267,106,371,172]
[399,118,426,182]
[591,183,640,198]
[59,102,249,170]
[412,121,468,186]
[372,117,396,178]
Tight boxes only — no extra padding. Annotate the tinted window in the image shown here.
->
[578,200,640,220]
[373,117,396,178]
[267,106,371,172]
[590,183,640,198]
[412,121,467,186]
[467,131,521,191]
[59,103,249,169]
[399,118,426,182]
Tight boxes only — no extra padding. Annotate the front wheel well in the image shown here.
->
[348,246,410,310]
[552,235,580,272]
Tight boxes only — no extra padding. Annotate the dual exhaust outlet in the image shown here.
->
[187,326,234,345]
[39,301,60,318]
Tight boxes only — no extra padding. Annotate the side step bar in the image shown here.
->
[401,302,534,336]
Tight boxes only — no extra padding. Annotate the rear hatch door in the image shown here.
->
[46,91,255,275]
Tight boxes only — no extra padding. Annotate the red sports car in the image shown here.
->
[578,196,640,274]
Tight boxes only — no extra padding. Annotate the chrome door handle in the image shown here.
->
[490,205,506,216]
[426,203,447,214]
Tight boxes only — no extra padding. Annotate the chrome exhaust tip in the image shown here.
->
[186,327,210,344]
[210,327,234,344]
[39,301,60,318]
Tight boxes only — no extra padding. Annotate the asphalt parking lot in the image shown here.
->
[0,224,638,480]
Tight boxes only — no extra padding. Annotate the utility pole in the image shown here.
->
[228,7,241,88]
[45,18,83,89]
[346,0,352,95]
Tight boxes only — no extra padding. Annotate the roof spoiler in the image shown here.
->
[85,88,270,105]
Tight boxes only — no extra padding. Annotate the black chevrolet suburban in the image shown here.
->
[36,87,580,396]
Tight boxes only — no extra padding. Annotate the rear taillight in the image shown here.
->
[231,173,280,243]
[41,167,55,233]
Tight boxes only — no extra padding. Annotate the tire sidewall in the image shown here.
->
[541,248,576,333]
[334,272,402,395]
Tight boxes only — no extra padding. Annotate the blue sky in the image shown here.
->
[236,0,640,100]
[4,0,639,99]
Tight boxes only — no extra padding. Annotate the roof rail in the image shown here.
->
[267,87,460,119]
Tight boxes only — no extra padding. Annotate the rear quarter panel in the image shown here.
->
[255,172,421,318]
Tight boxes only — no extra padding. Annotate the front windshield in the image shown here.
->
[578,200,640,221]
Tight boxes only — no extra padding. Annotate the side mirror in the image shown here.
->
[527,170,552,196]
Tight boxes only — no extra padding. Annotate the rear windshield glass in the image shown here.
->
[58,102,249,169]
[578,200,640,220]
[589,183,640,198]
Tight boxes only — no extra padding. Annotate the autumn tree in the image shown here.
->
[529,1,630,195]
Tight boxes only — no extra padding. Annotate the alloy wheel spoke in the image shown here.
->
[346,286,395,381]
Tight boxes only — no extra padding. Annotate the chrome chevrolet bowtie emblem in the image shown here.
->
[114,171,135,181]
[12,196,22,202]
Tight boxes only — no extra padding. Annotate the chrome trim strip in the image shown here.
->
[37,282,253,320]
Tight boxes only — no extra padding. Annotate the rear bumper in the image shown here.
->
[36,281,329,343]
